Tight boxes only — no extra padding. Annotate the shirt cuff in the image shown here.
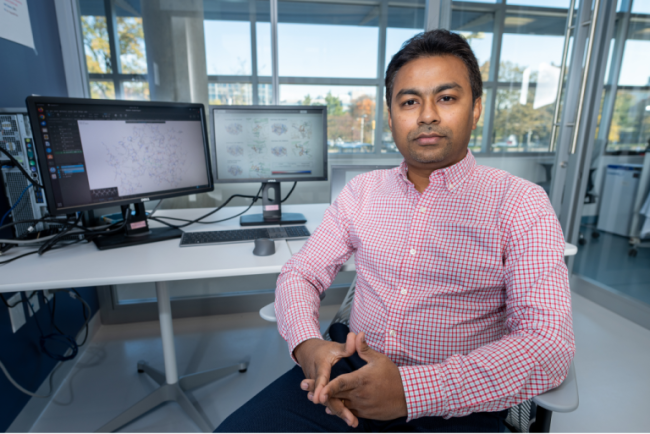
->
[398,364,446,421]
[287,327,324,365]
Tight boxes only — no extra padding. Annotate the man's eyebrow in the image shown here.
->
[394,82,463,99]
[395,88,422,99]
[432,82,462,94]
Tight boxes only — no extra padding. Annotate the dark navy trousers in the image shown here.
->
[216,324,508,432]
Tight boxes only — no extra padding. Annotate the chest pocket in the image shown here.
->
[418,222,504,293]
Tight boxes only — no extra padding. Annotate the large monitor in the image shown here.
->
[25,96,213,250]
[211,105,327,226]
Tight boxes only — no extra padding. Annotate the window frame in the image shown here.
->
[78,0,581,157]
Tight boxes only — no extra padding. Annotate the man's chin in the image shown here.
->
[408,149,448,165]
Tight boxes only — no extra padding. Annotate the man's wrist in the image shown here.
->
[293,337,323,365]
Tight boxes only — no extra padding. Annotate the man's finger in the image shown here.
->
[312,364,332,404]
[339,332,357,358]
[300,379,315,392]
[320,372,361,404]
[355,332,378,363]
[325,398,358,428]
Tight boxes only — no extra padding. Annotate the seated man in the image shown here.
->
[217,29,575,433]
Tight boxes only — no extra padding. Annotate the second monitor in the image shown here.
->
[211,106,327,226]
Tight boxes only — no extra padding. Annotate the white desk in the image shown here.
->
[0,204,317,432]
[0,202,577,431]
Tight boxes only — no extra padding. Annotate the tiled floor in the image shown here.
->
[573,225,650,306]
[25,293,650,433]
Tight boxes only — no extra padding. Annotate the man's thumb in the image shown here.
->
[356,332,376,361]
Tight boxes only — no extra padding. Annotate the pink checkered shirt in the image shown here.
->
[275,150,575,421]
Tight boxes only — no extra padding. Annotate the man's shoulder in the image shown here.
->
[472,164,547,202]
[345,167,402,196]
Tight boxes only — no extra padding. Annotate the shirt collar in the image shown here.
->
[398,149,476,192]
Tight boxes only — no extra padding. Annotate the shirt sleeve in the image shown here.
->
[398,185,576,420]
[275,182,358,362]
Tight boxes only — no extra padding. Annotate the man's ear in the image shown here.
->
[471,96,482,130]
[387,106,393,132]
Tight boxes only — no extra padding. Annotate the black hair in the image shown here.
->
[385,29,483,110]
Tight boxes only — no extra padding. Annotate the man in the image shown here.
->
[217,29,575,432]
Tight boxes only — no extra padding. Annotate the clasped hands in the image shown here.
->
[293,332,408,428]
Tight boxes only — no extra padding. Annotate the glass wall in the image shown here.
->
[77,0,576,194]
[573,0,650,309]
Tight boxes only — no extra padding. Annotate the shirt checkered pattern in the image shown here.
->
[275,150,575,421]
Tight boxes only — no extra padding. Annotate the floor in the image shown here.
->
[573,225,650,306]
[24,293,650,433]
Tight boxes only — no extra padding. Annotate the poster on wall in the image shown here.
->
[0,0,35,50]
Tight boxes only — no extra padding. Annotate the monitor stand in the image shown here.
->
[93,202,182,250]
[240,181,306,227]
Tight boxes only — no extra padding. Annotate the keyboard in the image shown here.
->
[180,225,311,247]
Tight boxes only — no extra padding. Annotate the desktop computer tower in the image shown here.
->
[0,112,49,238]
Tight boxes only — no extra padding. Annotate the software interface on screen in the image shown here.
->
[212,108,326,181]
[34,103,210,211]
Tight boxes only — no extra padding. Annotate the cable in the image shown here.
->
[150,185,264,228]
[0,147,43,189]
[0,184,33,227]
[281,182,298,203]
[0,357,65,398]
[0,291,38,308]
[25,295,78,362]
[68,289,91,347]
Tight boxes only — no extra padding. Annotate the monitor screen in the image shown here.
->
[26,97,213,215]
[211,106,327,183]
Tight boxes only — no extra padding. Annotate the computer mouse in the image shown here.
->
[253,238,276,256]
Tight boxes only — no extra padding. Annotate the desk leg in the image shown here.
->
[157,281,179,385]
[96,282,248,433]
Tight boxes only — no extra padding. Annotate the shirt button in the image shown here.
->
[449,183,454,189]
[400,289,407,295]
[389,330,397,337]
[419,207,426,213]
[410,248,416,255]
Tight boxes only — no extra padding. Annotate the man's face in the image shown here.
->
[388,55,481,171]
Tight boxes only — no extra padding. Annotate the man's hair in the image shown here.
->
[385,29,483,110]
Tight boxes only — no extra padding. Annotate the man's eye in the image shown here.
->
[440,96,454,102]
[403,100,416,106]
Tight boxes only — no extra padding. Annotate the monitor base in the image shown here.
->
[240,212,307,227]
[93,227,182,250]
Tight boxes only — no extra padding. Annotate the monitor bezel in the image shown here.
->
[210,105,328,184]
[25,96,214,216]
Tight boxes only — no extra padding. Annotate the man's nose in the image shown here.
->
[418,99,440,124]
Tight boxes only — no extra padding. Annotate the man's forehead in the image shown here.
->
[393,55,471,89]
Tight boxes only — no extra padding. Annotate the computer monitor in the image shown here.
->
[211,105,327,226]
[25,96,214,250]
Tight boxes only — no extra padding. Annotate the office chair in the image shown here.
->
[261,275,579,433]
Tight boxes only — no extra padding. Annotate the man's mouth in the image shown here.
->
[414,133,445,146]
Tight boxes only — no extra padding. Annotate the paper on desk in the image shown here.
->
[0,0,35,49]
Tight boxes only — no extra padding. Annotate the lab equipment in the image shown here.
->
[179,225,310,247]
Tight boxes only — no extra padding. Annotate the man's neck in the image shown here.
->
[406,150,468,194]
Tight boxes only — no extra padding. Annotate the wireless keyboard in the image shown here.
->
[180,225,311,247]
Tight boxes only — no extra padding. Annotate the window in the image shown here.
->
[80,0,149,100]
[600,2,650,153]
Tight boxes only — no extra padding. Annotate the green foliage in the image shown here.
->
[325,92,345,116]
[82,16,111,73]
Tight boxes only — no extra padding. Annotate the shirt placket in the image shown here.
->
[386,173,443,363]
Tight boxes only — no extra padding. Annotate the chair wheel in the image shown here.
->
[578,238,586,245]
[239,368,247,373]
[138,368,145,373]
[629,249,638,257]
[592,232,600,239]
